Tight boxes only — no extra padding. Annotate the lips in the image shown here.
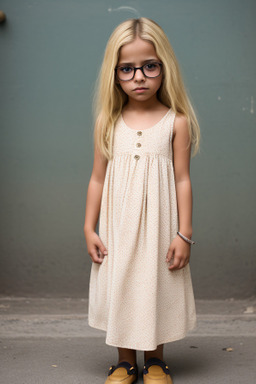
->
[134,87,148,90]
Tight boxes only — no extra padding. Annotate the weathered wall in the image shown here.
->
[0,0,255,298]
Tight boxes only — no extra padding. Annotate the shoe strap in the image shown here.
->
[108,361,138,376]
[143,357,170,375]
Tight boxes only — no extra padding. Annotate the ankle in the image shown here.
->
[144,355,164,364]
[118,358,137,366]
[144,344,164,363]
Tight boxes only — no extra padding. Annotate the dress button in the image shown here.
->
[136,143,141,147]
[134,155,140,160]
[137,131,142,136]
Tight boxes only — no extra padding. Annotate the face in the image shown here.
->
[116,37,163,104]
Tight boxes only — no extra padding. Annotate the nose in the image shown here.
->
[134,67,145,81]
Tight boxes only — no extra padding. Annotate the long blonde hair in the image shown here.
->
[93,17,200,160]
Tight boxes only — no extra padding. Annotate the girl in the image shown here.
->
[84,17,200,384]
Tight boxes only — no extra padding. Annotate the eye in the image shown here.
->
[144,63,158,71]
[120,66,133,73]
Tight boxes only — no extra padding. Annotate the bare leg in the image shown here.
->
[144,344,164,363]
[117,347,137,366]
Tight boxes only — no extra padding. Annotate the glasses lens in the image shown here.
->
[143,62,161,77]
[116,66,134,81]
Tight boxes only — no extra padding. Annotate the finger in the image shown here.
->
[182,254,190,268]
[90,249,103,264]
[168,256,174,267]
[169,255,182,271]
[97,238,108,257]
[175,256,189,270]
[99,245,108,257]
[166,248,174,263]
[178,260,185,270]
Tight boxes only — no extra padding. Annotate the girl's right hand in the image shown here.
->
[84,229,108,264]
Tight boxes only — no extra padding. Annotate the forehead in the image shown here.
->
[118,37,158,64]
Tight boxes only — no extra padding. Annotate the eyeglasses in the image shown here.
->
[115,62,163,81]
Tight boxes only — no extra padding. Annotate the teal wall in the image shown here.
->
[0,0,255,298]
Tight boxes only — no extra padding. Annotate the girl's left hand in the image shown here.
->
[165,235,191,271]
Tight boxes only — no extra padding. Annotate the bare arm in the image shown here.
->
[172,114,193,238]
[83,134,108,264]
[83,142,108,234]
[166,114,193,271]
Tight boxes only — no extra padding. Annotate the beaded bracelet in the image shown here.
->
[177,231,196,245]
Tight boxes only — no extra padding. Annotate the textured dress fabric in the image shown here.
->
[88,108,197,351]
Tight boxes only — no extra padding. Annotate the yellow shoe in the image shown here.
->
[143,357,173,384]
[105,361,138,384]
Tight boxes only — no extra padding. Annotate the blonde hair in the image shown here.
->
[93,17,200,160]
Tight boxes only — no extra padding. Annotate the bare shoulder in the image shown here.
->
[173,112,189,138]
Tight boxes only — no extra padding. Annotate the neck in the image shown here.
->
[125,95,162,112]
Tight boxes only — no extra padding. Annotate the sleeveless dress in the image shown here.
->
[88,108,197,351]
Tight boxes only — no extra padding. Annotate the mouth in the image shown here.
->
[133,87,148,93]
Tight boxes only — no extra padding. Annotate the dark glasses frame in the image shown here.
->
[115,62,163,81]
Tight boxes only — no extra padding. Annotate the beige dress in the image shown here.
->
[88,108,197,351]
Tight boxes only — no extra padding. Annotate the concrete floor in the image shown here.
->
[0,297,256,384]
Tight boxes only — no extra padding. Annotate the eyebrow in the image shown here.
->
[118,59,159,66]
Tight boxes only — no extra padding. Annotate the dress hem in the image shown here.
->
[88,318,197,351]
